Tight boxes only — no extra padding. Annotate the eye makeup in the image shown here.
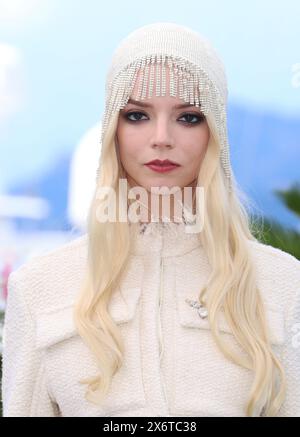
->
[122,110,206,126]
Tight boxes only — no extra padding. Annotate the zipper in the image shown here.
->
[158,255,169,410]
[158,257,164,362]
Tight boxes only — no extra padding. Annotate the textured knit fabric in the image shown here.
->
[1,222,300,417]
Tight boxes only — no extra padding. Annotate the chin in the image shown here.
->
[148,182,183,193]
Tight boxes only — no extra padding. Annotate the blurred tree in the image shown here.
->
[251,182,300,260]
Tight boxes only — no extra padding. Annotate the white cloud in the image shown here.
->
[0,0,42,21]
[0,43,25,120]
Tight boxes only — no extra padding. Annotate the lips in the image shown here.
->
[145,159,180,173]
[145,159,180,166]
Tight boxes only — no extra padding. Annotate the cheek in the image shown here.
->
[118,142,144,177]
[182,129,209,163]
[117,116,145,139]
[118,141,140,164]
[116,125,139,162]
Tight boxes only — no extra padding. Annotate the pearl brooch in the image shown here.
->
[185,298,208,319]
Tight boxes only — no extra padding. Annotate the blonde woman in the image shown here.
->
[2,22,300,417]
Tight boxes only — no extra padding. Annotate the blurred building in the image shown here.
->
[67,121,101,232]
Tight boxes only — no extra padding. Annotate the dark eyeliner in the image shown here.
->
[122,110,205,125]
[180,112,206,125]
[123,111,147,122]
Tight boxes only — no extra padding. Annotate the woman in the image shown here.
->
[2,22,300,417]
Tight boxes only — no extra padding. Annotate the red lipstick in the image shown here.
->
[145,159,180,173]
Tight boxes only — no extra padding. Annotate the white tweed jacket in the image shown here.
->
[1,222,300,417]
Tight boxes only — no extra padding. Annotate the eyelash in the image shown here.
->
[123,111,205,126]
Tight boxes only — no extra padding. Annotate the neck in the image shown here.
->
[128,183,198,224]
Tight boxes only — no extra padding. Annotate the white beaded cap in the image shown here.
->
[99,22,233,192]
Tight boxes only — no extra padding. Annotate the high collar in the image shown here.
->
[129,221,202,257]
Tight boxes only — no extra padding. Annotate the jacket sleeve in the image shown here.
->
[1,267,60,417]
[279,261,300,416]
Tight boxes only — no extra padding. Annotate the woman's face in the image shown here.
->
[115,67,210,195]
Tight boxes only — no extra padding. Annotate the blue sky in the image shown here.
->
[0,0,299,193]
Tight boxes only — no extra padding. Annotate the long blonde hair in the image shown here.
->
[73,110,286,417]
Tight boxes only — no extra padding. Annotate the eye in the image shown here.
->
[179,113,205,125]
[123,111,148,122]
[122,110,205,125]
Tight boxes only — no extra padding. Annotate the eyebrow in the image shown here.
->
[126,98,199,109]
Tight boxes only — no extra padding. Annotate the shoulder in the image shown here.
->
[246,238,300,310]
[8,233,88,315]
[10,233,88,281]
[247,238,300,275]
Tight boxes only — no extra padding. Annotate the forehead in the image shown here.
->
[127,62,200,108]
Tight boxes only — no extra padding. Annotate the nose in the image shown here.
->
[151,117,175,149]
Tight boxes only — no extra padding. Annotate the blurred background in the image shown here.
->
[0,1,300,380]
